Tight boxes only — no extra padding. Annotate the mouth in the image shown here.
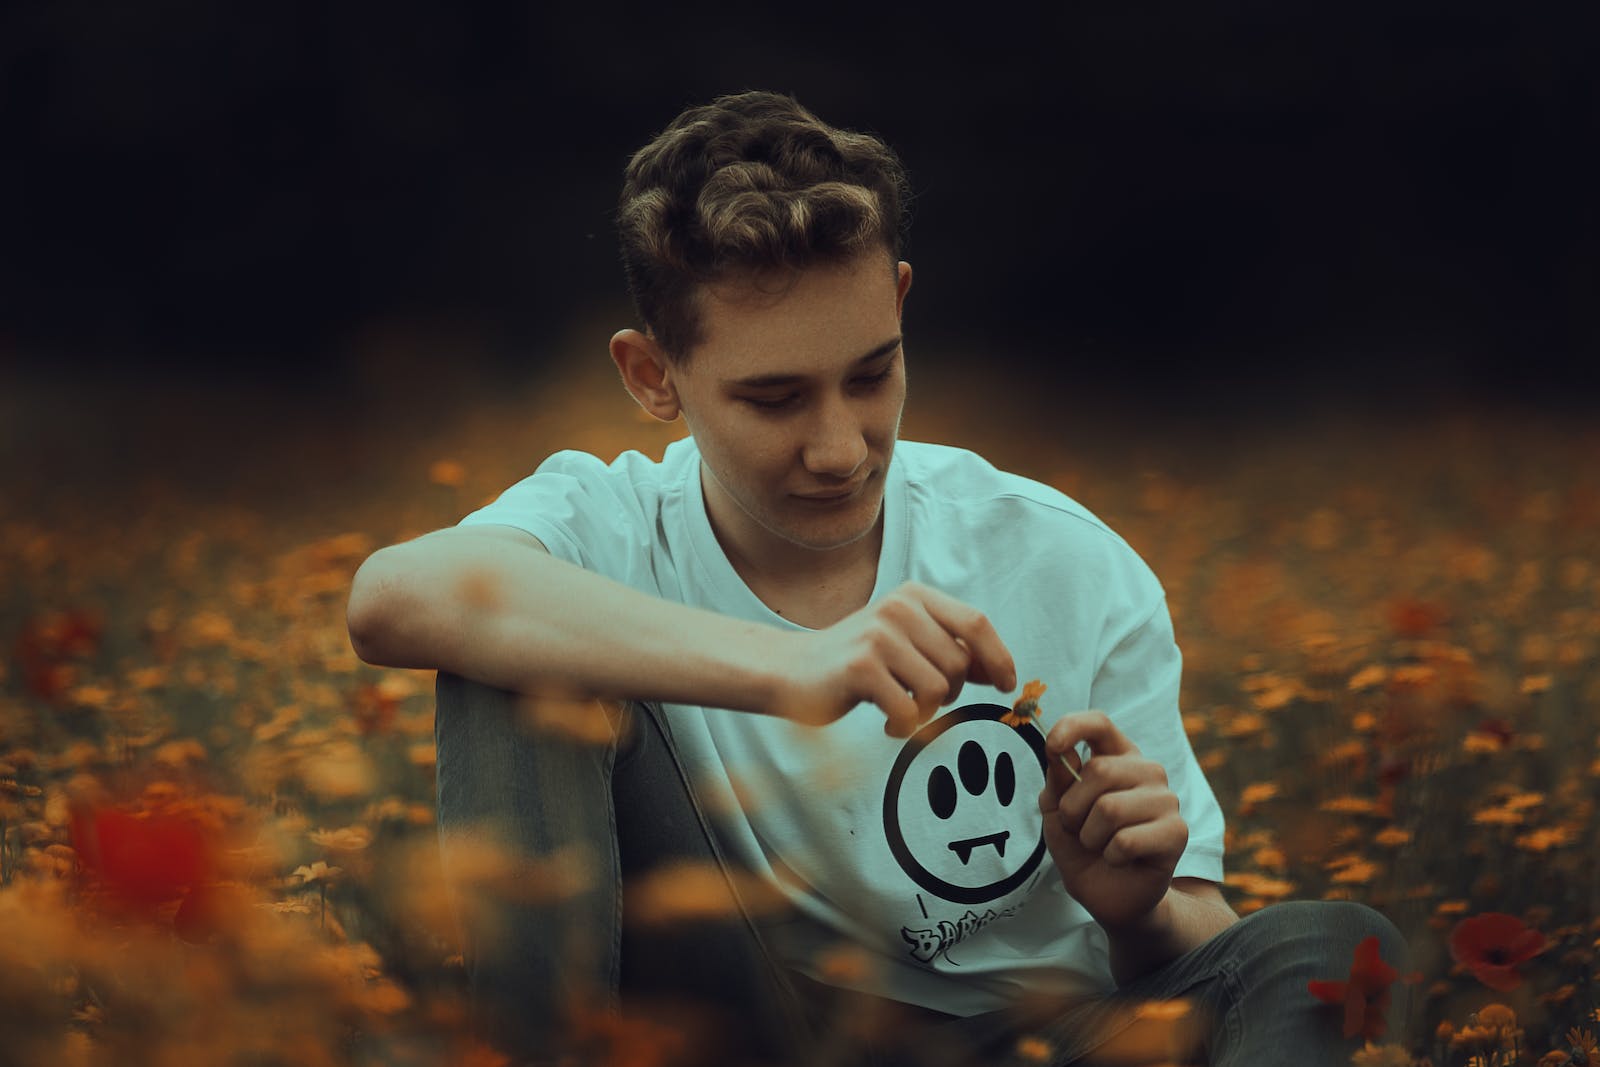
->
[794,475,871,502]
[947,831,1010,865]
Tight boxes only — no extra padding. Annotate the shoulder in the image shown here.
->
[898,441,1132,546]
[486,437,698,513]
[896,440,1164,604]
[533,437,696,487]
[457,439,698,564]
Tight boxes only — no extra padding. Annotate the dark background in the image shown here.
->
[3,2,1595,414]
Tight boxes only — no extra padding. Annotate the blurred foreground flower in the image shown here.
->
[1450,913,1549,991]
[14,607,104,702]
[623,860,788,927]
[70,804,217,915]
[1350,1041,1414,1066]
[1308,935,1399,1040]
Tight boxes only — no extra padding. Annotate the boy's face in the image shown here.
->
[666,252,913,565]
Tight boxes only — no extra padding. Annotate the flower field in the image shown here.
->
[3,357,1597,1066]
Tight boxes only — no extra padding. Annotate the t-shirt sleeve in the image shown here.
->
[456,450,655,590]
[1088,594,1227,884]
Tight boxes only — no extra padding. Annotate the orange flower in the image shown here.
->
[1001,679,1048,727]
[1308,935,1399,1040]
[1449,912,1549,991]
[1002,680,1083,782]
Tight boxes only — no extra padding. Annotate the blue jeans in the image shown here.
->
[435,674,1411,1066]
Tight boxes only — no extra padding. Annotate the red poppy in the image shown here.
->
[1474,718,1515,748]
[1449,912,1548,991]
[70,805,217,914]
[1308,935,1399,1040]
[14,608,103,702]
[349,681,399,735]
[1387,597,1448,638]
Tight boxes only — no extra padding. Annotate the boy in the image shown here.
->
[348,91,1407,1066]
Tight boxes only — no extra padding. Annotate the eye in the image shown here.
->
[853,367,894,390]
[743,394,799,411]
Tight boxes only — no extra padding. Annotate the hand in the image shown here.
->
[771,582,1018,738]
[1037,711,1188,931]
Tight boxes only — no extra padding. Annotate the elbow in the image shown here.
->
[347,552,402,665]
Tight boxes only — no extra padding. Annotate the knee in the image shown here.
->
[1233,900,1409,976]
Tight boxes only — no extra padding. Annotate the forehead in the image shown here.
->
[690,254,900,376]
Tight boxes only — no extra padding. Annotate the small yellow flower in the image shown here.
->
[1569,1027,1598,1056]
[1014,1035,1052,1062]
[1349,1042,1413,1067]
[1477,1004,1517,1030]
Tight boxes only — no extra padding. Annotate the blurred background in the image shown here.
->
[2,13,1598,1062]
[3,1,1595,430]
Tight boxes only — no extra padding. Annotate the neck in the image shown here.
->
[702,469,883,602]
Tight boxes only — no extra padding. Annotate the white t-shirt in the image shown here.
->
[459,436,1226,1017]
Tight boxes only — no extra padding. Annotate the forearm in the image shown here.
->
[1104,885,1239,987]
[348,531,787,712]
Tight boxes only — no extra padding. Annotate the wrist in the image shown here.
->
[729,622,800,718]
[1101,887,1175,940]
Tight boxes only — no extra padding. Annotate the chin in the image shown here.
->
[783,504,882,551]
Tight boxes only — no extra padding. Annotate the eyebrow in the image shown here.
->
[724,337,902,390]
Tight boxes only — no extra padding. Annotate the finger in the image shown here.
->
[1045,710,1137,763]
[1099,815,1189,869]
[916,588,1017,693]
[1076,786,1181,855]
[877,595,973,709]
[882,641,958,729]
[1045,742,1084,803]
[869,669,923,739]
[1056,753,1164,830]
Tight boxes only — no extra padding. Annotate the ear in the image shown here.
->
[610,329,681,421]
[895,261,913,319]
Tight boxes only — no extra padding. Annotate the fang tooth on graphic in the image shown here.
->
[947,831,1012,866]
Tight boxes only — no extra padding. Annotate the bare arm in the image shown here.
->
[347,525,791,713]
[347,525,1017,732]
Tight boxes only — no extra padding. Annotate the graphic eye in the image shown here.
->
[995,751,1016,806]
[928,765,957,819]
[959,740,989,795]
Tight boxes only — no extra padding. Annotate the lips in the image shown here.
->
[947,831,1010,865]
[795,477,869,500]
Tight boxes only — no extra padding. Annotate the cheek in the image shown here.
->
[717,429,789,483]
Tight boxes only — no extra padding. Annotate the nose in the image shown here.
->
[801,396,868,479]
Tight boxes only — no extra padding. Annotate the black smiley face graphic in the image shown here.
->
[882,703,1050,904]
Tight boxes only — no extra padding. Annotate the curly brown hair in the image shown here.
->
[616,90,912,362]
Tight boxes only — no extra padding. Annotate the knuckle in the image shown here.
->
[843,656,876,689]
[891,582,926,607]
[964,609,994,639]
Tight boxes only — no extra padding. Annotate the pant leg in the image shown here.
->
[870,900,1411,1067]
[610,695,817,1066]
[434,672,624,1063]
[1170,900,1412,1067]
[434,673,814,1066]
